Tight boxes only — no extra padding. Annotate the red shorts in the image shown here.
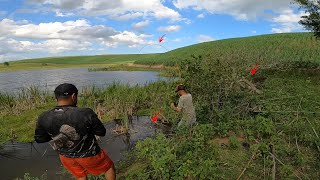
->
[59,150,114,178]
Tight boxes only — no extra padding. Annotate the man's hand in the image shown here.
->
[171,103,181,112]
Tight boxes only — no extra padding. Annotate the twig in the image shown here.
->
[236,153,256,180]
[295,134,301,154]
[263,154,266,180]
[269,152,303,180]
[240,77,263,94]
[305,118,320,152]
[270,145,276,180]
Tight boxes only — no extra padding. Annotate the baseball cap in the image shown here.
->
[54,83,78,98]
[175,84,185,92]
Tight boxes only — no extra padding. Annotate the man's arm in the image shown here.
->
[171,103,182,112]
[34,118,51,143]
[89,109,106,137]
[171,96,184,112]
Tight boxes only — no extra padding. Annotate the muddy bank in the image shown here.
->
[0,116,167,179]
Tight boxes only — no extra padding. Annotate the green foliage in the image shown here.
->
[294,0,320,38]
[229,135,240,149]
[131,124,222,179]
[4,61,9,66]
[79,80,179,122]
[178,54,251,129]
[15,173,46,180]
[255,116,275,138]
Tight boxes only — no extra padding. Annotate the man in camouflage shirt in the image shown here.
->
[171,84,197,127]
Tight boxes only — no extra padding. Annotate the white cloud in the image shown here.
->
[110,12,144,21]
[197,13,205,18]
[110,31,154,48]
[157,25,181,32]
[197,35,214,43]
[173,0,292,20]
[271,10,306,33]
[0,38,91,54]
[0,19,117,40]
[28,0,182,21]
[272,9,304,24]
[55,11,74,17]
[132,20,150,29]
[0,18,155,60]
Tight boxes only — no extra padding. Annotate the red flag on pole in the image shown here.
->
[251,64,259,75]
[151,110,162,123]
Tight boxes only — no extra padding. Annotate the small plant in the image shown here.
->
[4,61,9,66]
[229,135,240,149]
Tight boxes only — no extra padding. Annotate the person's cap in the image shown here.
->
[54,83,78,98]
[175,84,185,92]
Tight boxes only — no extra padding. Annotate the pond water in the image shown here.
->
[0,117,168,179]
[0,68,165,94]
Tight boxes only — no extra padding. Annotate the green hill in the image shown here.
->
[135,32,320,66]
[12,32,320,67]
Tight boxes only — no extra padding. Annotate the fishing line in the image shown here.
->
[138,44,169,54]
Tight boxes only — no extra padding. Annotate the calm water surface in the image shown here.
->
[0,68,165,94]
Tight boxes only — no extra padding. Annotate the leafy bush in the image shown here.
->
[130,124,223,179]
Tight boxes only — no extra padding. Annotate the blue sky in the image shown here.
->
[0,0,306,62]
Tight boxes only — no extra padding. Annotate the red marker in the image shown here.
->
[159,34,166,43]
[151,110,162,123]
[251,64,259,75]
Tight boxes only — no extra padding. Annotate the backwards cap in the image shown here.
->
[175,84,185,92]
[54,83,78,98]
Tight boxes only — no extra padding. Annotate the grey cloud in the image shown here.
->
[173,0,293,20]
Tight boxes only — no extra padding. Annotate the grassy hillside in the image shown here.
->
[16,54,158,64]
[135,32,320,66]
[5,32,319,70]
[1,54,159,71]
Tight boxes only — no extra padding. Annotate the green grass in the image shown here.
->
[3,33,319,72]
[0,81,178,143]
[135,33,320,66]
[1,54,159,71]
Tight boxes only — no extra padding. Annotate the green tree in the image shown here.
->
[4,62,9,66]
[295,0,320,38]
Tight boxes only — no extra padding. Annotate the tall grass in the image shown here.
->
[79,80,179,122]
[0,80,181,144]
